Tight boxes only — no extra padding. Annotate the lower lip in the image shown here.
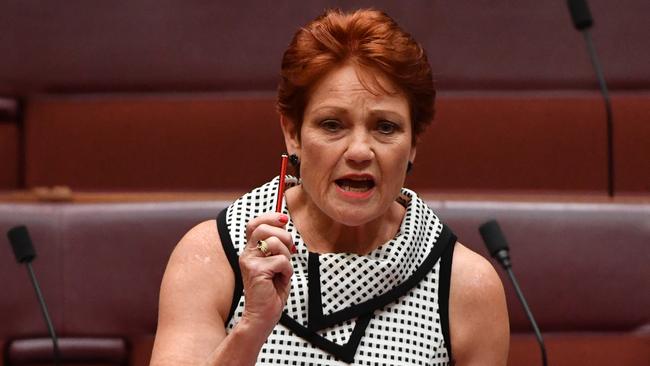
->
[335,183,375,200]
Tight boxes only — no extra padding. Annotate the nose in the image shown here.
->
[343,128,374,165]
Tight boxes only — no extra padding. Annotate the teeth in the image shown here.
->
[342,184,370,192]
[337,179,374,192]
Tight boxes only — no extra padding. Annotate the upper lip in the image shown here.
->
[335,173,376,182]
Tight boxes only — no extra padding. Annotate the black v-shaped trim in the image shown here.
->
[217,205,458,364]
[306,224,457,331]
[307,252,324,330]
[439,235,456,362]
[279,312,372,363]
[217,208,243,325]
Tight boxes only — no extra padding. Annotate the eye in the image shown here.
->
[320,119,342,132]
[377,120,398,134]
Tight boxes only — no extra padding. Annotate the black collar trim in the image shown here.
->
[217,208,243,325]
[279,312,372,363]
[276,224,456,362]
[217,198,458,363]
[306,224,456,331]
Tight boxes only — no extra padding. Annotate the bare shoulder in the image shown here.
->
[159,219,234,320]
[168,219,225,270]
[150,220,235,365]
[162,220,231,295]
[449,242,509,366]
[450,243,504,303]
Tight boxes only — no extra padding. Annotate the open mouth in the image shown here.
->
[335,178,376,192]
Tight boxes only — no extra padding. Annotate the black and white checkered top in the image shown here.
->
[217,177,456,365]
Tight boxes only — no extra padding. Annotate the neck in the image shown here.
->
[285,186,405,255]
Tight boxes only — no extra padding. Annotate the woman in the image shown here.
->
[151,8,509,366]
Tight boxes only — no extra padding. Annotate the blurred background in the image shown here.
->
[0,0,648,194]
[1,1,648,365]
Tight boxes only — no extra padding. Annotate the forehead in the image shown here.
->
[305,64,409,113]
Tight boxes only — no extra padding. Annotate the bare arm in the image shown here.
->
[449,242,510,366]
[150,213,294,366]
[149,219,240,365]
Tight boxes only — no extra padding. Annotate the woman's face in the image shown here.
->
[283,64,416,227]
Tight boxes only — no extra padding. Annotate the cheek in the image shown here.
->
[302,134,342,165]
[380,146,411,185]
[300,139,339,185]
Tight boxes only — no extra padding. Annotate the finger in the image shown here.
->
[248,224,293,251]
[252,236,291,259]
[265,255,293,282]
[246,212,289,240]
[240,254,293,283]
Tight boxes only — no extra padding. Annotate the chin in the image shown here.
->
[329,203,383,227]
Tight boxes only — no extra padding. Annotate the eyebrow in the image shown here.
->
[310,106,407,122]
[368,109,407,123]
[310,105,347,114]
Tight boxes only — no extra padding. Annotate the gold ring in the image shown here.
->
[256,240,271,256]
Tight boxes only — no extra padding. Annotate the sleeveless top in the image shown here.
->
[217,177,457,365]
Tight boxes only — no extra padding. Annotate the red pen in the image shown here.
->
[275,154,288,212]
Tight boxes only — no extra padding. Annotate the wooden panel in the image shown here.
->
[25,94,284,191]
[613,94,650,194]
[509,333,650,366]
[409,92,609,194]
[0,123,19,189]
[24,92,627,193]
[26,92,650,194]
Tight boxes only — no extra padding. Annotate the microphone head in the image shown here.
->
[7,225,36,263]
[479,220,510,258]
[568,0,593,30]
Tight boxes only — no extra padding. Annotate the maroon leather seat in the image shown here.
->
[0,201,228,366]
[8,338,127,366]
[1,198,648,365]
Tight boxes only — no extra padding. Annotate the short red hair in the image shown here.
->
[277,8,435,142]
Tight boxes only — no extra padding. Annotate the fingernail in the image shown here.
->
[291,244,297,254]
[279,214,289,224]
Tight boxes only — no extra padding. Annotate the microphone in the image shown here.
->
[567,0,614,197]
[567,0,593,30]
[7,225,61,366]
[479,220,547,366]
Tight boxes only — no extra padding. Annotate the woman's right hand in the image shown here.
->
[239,212,295,333]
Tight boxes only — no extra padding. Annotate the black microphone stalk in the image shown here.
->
[479,220,547,366]
[567,0,614,197]
[7,226,61,366]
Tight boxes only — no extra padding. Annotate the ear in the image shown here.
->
[280,115,301,155]
[409,144,417,164]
